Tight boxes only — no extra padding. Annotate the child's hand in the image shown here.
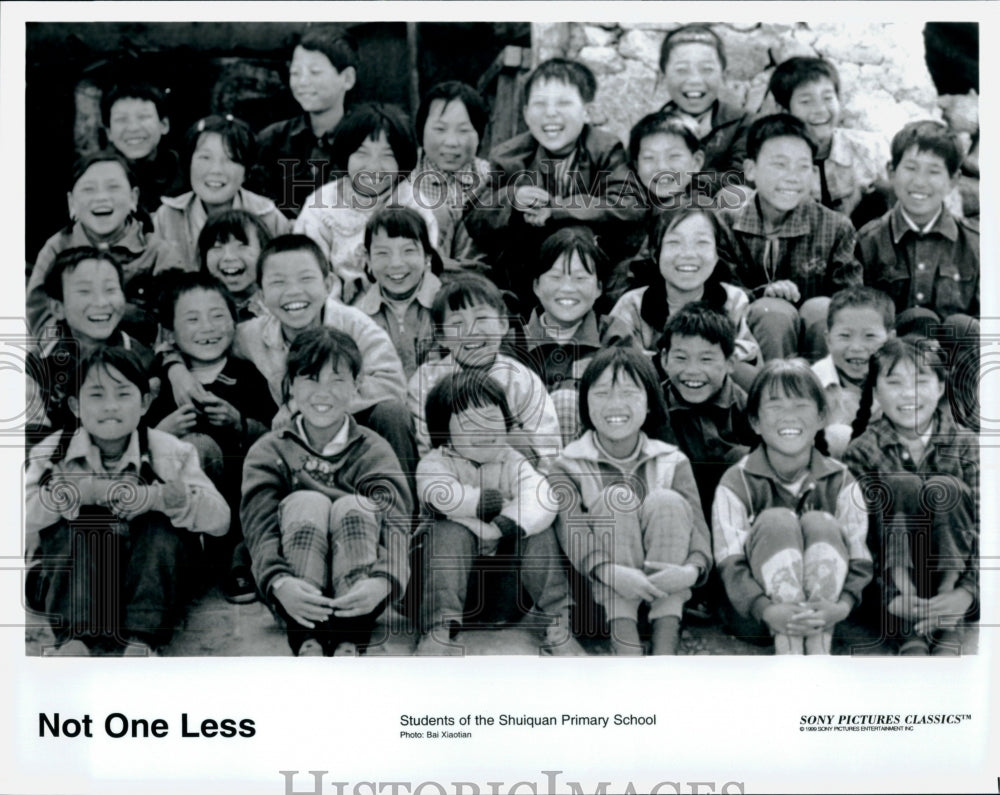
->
[167,364,212,408]
[328,577,391,617]
[914,588,974,635]
[762,602,817,636]
[762,280,801,303]
[105,477,156,521]
[644,561,698,593]
[801,598,851,632]
[523,206,552,227]
[599,564,666,603]
[198,395,242,430]
[156,405,199,437]
[887,592,927,621]
[272,577,336,628]
[513,185,551,212]
[50,474,105,512]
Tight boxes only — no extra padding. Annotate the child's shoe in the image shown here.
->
[773,633,805,655]
[223,565,258,605]
[650,616,681,655]
[122,638,159,657]
[608,618,643,656]
[898,636,931,656]
[332,641,358,657]
[414,625,463,656]
[44,639,91,657]
[930,627,964,656]
[297,639,325,657]
[540,618,586,657]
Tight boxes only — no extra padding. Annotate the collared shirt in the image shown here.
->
[154,189,292,271]
[295,414,351,457]
[857,203,979,318]
[351,272,442,378]
[249,114,339,217]
[717,192,862,301]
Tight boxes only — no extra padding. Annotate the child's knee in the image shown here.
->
[642,488,691,519]
[749,296,798,329]
[424,519,478,559]
[599,482,643,516]
[748,508,802,555]
[278,491,334,529]
[800,510,843,548]
[328,493,379,526]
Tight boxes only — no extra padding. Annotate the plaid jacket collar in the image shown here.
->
[741,444,842,483]
[523,310,601,351]
[889,202,958,245]
[414,150,489,192]
[731,192,813,238]
[864,405,961,451]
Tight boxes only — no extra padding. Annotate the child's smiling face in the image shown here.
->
[658,212,718,296]
[890,145,957,227]
[348,131,400,199]
[67,161,138,239]
[439,302,509,368]
[587,367,647,453]
[663,334,731,404]
[422,99,479,173]
[367,229,429,299]
[260,250,332,333]
[533,251,601,328]
[52,258,126,344]
[289,46,355,116]
[874,357,945,437]
[290,358,357,439]
[172,288,236,365]
[205,228,261,296]
[71,363,149,446]
[190,132,245,210]
[663,42,724,116]
[751,385,824,459]
[825,306,889,382]
[787,77,841,148]
[106,98,169,161]
[636,132,704,199]
[523,79,588,156]
[745,136,814,218]
[448,403,508,464]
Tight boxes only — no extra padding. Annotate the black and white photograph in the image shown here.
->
[2,3,995,793]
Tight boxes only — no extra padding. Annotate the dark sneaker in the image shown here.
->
[223,566,258,605]
[297,639,324,657]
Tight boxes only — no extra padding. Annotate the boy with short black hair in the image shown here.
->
[102,81,185,218]
[464,58,643,304]
[811,286,894,458]
[716,113,863,363]
[856,120,979,324]
[250,25,359,217]
[408,272,562,464]
[768,56,890,228]
[657,302,756,518]
[27,247,154,449]
[241,327,412,656]
[657,24,752,197]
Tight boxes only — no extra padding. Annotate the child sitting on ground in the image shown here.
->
[811,286,893,458]
[147,271,277,603]
[26,248,154,450]
[768,56,890,228]
[843,336,978,655]
[197,209,273,321]
[25,346,229,656]
[523,226,606,445]
[154,114,291,270]
[716,114,863,363]
[408,272,562,465]
[604,207,761,390]
[294,103,440,304]
[550,346,711,655]
[464,57,643,304]
[712,360,872,654]
[240,328,412,656]
[351,206,444,379]
[414,370,583,655]
[29,150,184,343]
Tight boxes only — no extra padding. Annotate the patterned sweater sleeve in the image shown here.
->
[712,481,769,620]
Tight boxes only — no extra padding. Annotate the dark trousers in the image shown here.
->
[28,508,199,649]
[355,399,418,501]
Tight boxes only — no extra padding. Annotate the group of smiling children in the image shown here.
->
[24,23,978,657]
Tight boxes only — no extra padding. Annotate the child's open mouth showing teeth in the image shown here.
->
[681,380,706,389]
[282,301,309,312]
[87,314,112,323]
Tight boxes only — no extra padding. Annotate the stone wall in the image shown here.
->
[532,21,944,145]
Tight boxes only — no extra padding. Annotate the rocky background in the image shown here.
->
[533,21,968,146]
